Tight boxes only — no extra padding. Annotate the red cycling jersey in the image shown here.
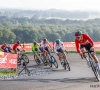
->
[75,34,94,53]
[1,44,6,50]
[12,43,21,50]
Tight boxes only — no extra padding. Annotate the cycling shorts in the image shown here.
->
[41,47,50,55]
[56,48,64,53]
[80,43,92,51]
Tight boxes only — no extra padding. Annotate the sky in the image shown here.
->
[0,0,100,11]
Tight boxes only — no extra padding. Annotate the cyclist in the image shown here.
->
[74,31,100,69]
[0,43,7,51]
[4,44,12,53]
[40,38,52,62]
[32,42,41,63]
[12,40,24,54]
[54,39,66,65]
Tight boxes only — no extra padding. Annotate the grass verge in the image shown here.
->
[23,50,100,54]
[0,69,18,76]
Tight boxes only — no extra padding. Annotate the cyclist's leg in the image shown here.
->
[80,45,87,58]
[85,43,100,69]
[56,48,64,65]
[90,47,99,63]
[33,51,38,59]
[41,47,46,56]
[80,45,91,67]
[90,48,100,69]
[35,48,39,60]
[60,48,66,59]
[44,47,50,59]
[85,43,98,63]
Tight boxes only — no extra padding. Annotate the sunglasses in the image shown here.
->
[76,36,81,39]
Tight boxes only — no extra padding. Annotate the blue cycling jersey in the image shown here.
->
[4,46,11,52]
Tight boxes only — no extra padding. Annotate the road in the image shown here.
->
[0,53,100,90]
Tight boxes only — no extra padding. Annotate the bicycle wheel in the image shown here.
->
[34,55,41,65]
[90,59,100,81]
[21,54,29,64]
[63,60,66,70]
[95,68,100,81]
[40,54,45,63]
[51,56,58,68]
[41,55,48,65]
[17,55,22,65]
[63,58,70,71]
[18,58,21,65]
[48,59,52,67]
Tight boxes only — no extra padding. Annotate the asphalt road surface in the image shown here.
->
[0,53,100,90]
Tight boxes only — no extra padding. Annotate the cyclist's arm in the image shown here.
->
[48,42,52,50]
[40,42,45,50]
[84,34,94,47]
[20,44,24,51]
[75,39,81,53]
[54,44,58,53]
[60,42,64,48]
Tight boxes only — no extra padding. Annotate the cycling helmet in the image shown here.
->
[17,40,20,44]
[75,31,82,37]
[56,39,60,44]
[4,43,7,45]
[43,38,47,42]
[8,44,11,47]
[33,41,37,45]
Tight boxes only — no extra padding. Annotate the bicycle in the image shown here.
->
[40,52,58,68]
[59,51,70,71]
[82,50,100,81]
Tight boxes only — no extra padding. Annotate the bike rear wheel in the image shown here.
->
[51,56,58,68]
[63,58,70,71]
[34,55,41,65]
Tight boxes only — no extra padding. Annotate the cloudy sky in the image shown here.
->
[0,0,100,11]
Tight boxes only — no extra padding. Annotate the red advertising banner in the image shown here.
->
[21,42,100,51]
[0,52,18,68]
[1,42,100,51]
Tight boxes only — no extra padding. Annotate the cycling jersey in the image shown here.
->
[54,41,64,53]
[40,41,50,47]
[40,41,51,55]
[75,34,94,53]
[12,43,21,50]
[32,44,39,51]
[1,44,6,50]
[4,46,12,52]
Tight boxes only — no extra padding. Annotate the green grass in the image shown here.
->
[0,69,18,76]
[23,50,100,54]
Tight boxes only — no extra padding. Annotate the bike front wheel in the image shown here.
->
[51,56,58,68]
[21,54,29,64]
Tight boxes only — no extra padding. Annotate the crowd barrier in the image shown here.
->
[19,42,100,51]
[0,52,17,68]
[0,42,100,68]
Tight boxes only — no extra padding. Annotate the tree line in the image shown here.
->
[0,16,100,44]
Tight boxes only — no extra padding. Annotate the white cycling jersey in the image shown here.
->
[54,41,64,53]
[40,41,50,48]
